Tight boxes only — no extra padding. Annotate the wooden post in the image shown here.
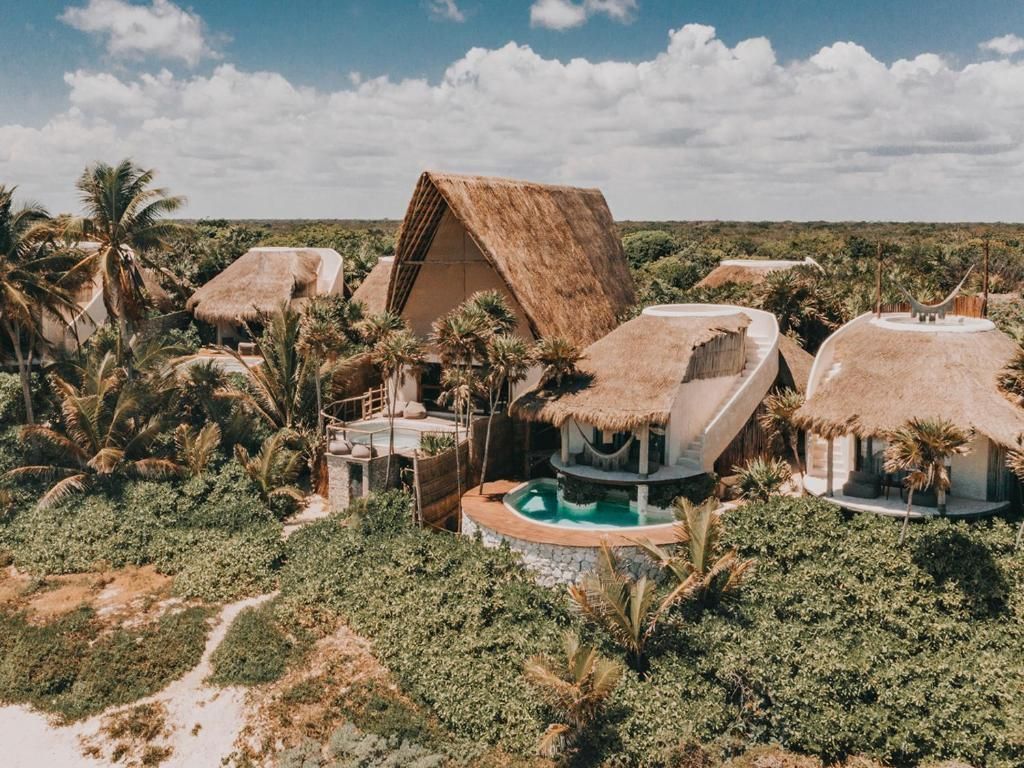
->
[875,243,883,318]
[560,423,570,465]
[638,424,650,479]
[983,238,990,318]
[826,437,835,497]
[412,454,423,526]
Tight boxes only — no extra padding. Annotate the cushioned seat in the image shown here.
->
[403,402,427,419]
[842,470,881,499]
[328,439,351,455]
[351,444,375,459]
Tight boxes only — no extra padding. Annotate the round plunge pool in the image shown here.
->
[504,478,673,530]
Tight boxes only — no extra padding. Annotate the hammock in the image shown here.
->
[574,423,635,461]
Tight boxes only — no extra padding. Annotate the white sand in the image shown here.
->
[0,592,275,768]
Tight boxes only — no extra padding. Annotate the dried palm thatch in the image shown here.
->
[777,334,814,393]
[513,312,750,432]
[350,256,393,315]
[697,259,807,289]
[389,171,635,348]
[186,248,321,324]
[794,316,1024,447]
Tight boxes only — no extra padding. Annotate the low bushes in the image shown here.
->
[210,601,306,686]
[0,605,211,721]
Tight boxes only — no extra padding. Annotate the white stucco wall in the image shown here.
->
[952,435,989,501]
[666,375,738,464]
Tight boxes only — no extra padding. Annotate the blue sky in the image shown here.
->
[3,0,1024,219]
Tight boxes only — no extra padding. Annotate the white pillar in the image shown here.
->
[560,423,570,465]
[826,437,835,497]
[636,483,648,522]
[638,424,650,478]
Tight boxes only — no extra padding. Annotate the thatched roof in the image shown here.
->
[512,312,750,432]
[351,256,393,316]
[389,171,635,347]
[187,248,322,324]
[777,334,813,394]
[697,259,807,289]
[794,316,1024,447]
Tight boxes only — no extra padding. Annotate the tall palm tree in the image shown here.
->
[568,542,673,675]
[68,159,184,366]
[523,631,623,759]
[371,328,423,482]
[479,333,530,493]
[636,496,755,610]
[298,296,352,433]
[884,418,972,543]
[758,387,806,493]
[470,289,518,337]
[356,310,404,349]
[432,306,488,370]
[6,352,180,507]
[438,366,477,508]
[0,186,78,423]
[533,336,583,390]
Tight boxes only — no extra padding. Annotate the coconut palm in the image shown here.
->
[1005,437,1024,550]
[636,496,755,610]
[470,289,518,337]
[0,186,81,423]
[523,631,623,759]
[356,310,404,348]
[758,387,806,493]
[438,366,477,507]
[479,334,531,493]
[533,336,583,390]
[298,296,353,433]
[432,306,488,369]
[227,304,316,431]
[884,417,972,543]
[234,429,304,505]
[6,352,180,508]
[568,542,675,675]
[67,159,184,365]
[174,423,222,478]
[371,328,424,481]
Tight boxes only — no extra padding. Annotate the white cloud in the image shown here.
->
[428,0,466,23]
[5,25,1024,220]
[60,0,215,66]
[530,0,637,31]
[980,34,1024,56]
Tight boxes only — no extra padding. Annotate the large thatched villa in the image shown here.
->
[796,311,1024,517]
[187,246,345,347]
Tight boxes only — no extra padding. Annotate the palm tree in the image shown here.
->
[371,328,424,482]
[6,352,180,507]
[523,631,623,759]
[1005,436,1024,550]
[479,334,530,493]
[356,310,404,348]
[298,296,352,433]
[470,289,518,337]
[568,542,674,675]
[432,306,488,370]
[758,387,806,493]
[884,417,972,544]
[68,159,184,366]
[174,423,222,478]
[227,304,316,431]
[636,497,755,610]
[234,429,305,506]
[438,366,477,508]
[533,336,583,390]
[0,186,80,423]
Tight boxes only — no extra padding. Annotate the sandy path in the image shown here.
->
[0,592,276,768]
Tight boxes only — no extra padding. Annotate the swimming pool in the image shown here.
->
[343,418,455,452]
[504,479,673,529]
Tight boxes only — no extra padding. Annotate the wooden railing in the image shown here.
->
[878,295,985,318]
[322,385,387,428]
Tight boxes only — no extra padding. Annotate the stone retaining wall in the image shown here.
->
[462,514,665,587]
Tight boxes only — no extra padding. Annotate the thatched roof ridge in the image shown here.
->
[777,334,813,394]
[794,316,1024,447]
[389,171,635,347]
[697,259,807,289]
[351,256,393,316]
[187,248,322,324]
[512,312,750,432]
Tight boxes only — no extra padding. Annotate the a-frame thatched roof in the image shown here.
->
[795,316,1024,447]
[388,171,635,348]
[187,247,325,324]
[512,312,750,432]
[351,256,393,316]
[697,259,808,289]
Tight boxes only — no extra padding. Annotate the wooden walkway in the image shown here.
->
[461,481,677,547]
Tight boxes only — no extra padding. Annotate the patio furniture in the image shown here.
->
[403,401,427,419]
[842,469,881,499]
[238,341,257,355]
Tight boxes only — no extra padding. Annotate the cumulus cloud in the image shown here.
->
[428,0,466,22]
[60,0,215,66]
[4,24,1024,220]
[980,34,1024,56]
[530,0,637,31]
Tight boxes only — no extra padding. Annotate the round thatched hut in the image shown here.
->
[796,312,1024,515]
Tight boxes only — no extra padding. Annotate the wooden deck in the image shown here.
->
[461,481,678,547]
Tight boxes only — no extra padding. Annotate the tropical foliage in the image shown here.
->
[234,429,305,508]
[759,387,806,492]
[733,455,792,501]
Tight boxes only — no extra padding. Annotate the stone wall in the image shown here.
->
[326,454,401,513]
[461,514,665,587]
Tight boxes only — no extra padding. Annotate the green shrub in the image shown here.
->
[278,723,444,768]
[733,456,791,501]
[210,601,303,685]
[170,525,283,602]
[622,230,677,269]
[0,372,22,424]
[418,432,455,457]
[0,606,211,721]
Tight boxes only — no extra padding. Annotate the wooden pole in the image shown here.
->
[826,437,835,497]
[983,238,990,318]
[875,242,883,318]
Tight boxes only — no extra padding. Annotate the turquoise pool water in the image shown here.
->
[506,481,673,529]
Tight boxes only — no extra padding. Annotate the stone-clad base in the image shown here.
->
[462,514,664,587]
